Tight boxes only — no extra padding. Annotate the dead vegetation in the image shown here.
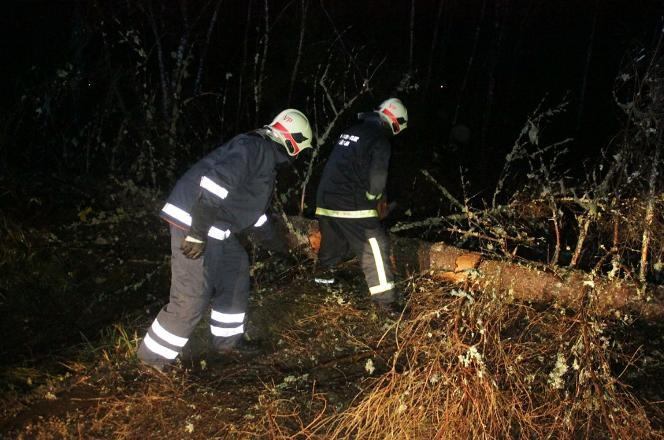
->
[2,108,663,438]
[2,262,663,439]
[317,279,662,439]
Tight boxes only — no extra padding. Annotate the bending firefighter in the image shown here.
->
[314,98,408,306]
[138,109,313,371]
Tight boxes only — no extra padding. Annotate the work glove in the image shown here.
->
[279,247,301,263]
[377,199,389,220]
[181,235,206,259]
[366,191,391,220]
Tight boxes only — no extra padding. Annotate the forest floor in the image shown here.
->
[1,177,664,439]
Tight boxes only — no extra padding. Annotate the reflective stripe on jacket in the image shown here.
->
[314,207,378,219]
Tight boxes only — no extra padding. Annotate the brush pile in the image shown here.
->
[318,278,662,439]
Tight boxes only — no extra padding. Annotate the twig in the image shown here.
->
[453,0,486,124]
[419,169,464,211]
[253,0,269,125]
[445,226,518,244]
[549,201,561,267]
[570,214,592,268]
[287,0,308,105]
[147,1,170,119]
[424,0,445,90]
[408,0,415,73]
[639,140,661,286]
[234,1,252,130]
[610,214,621,272]
[193,0,222,95]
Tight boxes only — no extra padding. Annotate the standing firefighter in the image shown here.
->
[138,109,313,371]
[314,98,408,307]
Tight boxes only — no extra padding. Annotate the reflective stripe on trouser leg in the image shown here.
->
[138,225,210,365]
[367,237,395,295]
[141,318,189,360]
[206,235,251,350]
[210,310,245,337]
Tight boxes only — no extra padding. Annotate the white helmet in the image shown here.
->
[266,109,313,156]
[376,98,408,135]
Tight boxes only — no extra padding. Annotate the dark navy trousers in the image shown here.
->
[317,216,396,304]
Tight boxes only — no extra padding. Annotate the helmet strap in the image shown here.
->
[253,128,271,139]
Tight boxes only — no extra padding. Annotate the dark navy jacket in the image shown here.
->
[160,132,290,240]
[316,114,391,216]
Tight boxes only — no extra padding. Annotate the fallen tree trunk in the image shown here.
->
[391,237,664,319]
[284,216,664,319]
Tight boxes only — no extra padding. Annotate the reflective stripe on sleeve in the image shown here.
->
[210,324,244,337]
[200,176,229,199]
[211,310,245,324]
[208,226,230,240]
[162,203,192,226]
[254,214,268,227]
[143,334,179,359]
[368,237,393,295]
[315,207,378,218]
[151,320,188,347]
[162,203,229,240]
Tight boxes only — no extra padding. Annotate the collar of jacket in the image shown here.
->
[250,128,293,166]
[272,141,293,167]
[357,112,393,137]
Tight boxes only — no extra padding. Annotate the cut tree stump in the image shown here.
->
[284,215,664,319]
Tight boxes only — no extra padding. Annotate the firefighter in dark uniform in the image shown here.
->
[314,98,408,306]
[138,109,313,371]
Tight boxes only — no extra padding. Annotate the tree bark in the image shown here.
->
[453,0,486,124]
[147,0,170,120]
[288,0,308,105]
[284,216,664,319]
[576,0,598,132]
[424,0,445,91]
[193,0,222,96]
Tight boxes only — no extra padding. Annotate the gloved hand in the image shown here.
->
[274,248,300,266]
[181,235,206,259]
[377,199,389,220]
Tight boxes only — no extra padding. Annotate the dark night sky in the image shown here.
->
[3,1,659,101]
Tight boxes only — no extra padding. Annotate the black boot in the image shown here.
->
[213,334,262,356]
[313,266,336,285]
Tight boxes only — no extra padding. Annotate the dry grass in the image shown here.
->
[247,384,329,439]
[3,276,663,439]
[311,278,663,439]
